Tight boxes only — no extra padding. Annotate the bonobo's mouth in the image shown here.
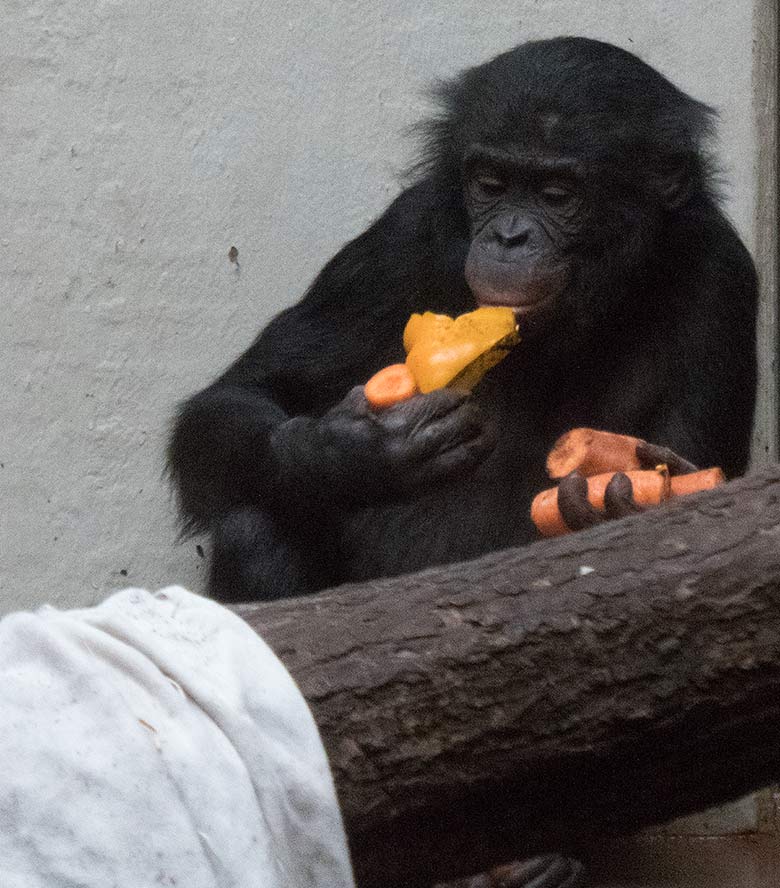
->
[471,283,557,324]
[465,258,568,321]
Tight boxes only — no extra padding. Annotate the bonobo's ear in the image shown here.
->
[653,153,695,210]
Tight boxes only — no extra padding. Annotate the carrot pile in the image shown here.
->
[531,428,725,537]
[363,306,520,409]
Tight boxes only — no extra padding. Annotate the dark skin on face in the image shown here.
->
[168,36,757,603]
[463,145,577,319]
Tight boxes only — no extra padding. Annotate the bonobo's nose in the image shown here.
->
[493,214,532,249]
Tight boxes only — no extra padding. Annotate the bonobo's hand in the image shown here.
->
[270,385,496,502]
[557,441,698,532]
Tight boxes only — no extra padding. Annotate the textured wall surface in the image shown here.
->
[0,1,767,614]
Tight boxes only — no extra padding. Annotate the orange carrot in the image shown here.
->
[587,468,670,510]
[364,363,419,409]
[669,467,726,496]
[546,428,644,479]
[530,487,571,538]
[531,469,670,537]
[531,466,726,537]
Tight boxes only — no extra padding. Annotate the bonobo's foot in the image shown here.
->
[557,440,698,533]
[486,856,586,888]
[437,855,586,888]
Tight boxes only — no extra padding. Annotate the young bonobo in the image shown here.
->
[169,37,756,604]
[169,37,757,888]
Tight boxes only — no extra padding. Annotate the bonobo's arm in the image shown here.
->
[639,213,758,478]
[168,185,487,532]
[558,211,758,533]
[170,373,493,531]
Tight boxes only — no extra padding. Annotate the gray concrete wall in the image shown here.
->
[0,1,772,615]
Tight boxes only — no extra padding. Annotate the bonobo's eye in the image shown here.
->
[539,183,576,207]
[470,173,506,200]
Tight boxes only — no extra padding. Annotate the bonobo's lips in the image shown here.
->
[464,256,568,318]
[475,289,555,318]
[468,279,558,321]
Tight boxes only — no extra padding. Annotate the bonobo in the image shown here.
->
[169,37,757,604]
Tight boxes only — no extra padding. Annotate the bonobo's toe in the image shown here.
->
[488,855,586,888]
[439,855,586,888]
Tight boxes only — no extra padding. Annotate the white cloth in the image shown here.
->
[0,586,355,888]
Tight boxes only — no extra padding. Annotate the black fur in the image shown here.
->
[168,37,757,602]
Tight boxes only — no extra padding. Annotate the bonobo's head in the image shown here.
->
[417,37,717,333]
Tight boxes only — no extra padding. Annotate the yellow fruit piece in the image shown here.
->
[402,311,453,354]
[403,306,519,394]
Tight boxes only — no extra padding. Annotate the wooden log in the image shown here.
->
[233,465,780,887]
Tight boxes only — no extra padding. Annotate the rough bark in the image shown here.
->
[234,464,780,888]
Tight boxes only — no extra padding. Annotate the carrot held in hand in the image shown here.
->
[364,363,419,409]
[531,466,727,538]
[546,428,645,478]
[585,467,672,510]
[669,467,726,496]
[531,468,671,537]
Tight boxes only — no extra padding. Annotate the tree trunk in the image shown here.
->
[233,465,780,888]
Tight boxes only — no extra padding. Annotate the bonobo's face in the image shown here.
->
[463,144,581,326]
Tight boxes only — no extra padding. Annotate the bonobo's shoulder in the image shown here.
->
[699,207,758,299]
[674,200,757,296]
[380,177,461,229]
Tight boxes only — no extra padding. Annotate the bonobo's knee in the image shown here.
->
[209,508,315,603]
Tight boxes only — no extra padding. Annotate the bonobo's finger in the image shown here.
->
[603,471,644,519]
[380,387,468,432]
[635,441,698,475]
[557,471,603,531]
[392,397,487,463]
[338,385,372,415]
[417,424,497,484]
[323,387,377,447]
